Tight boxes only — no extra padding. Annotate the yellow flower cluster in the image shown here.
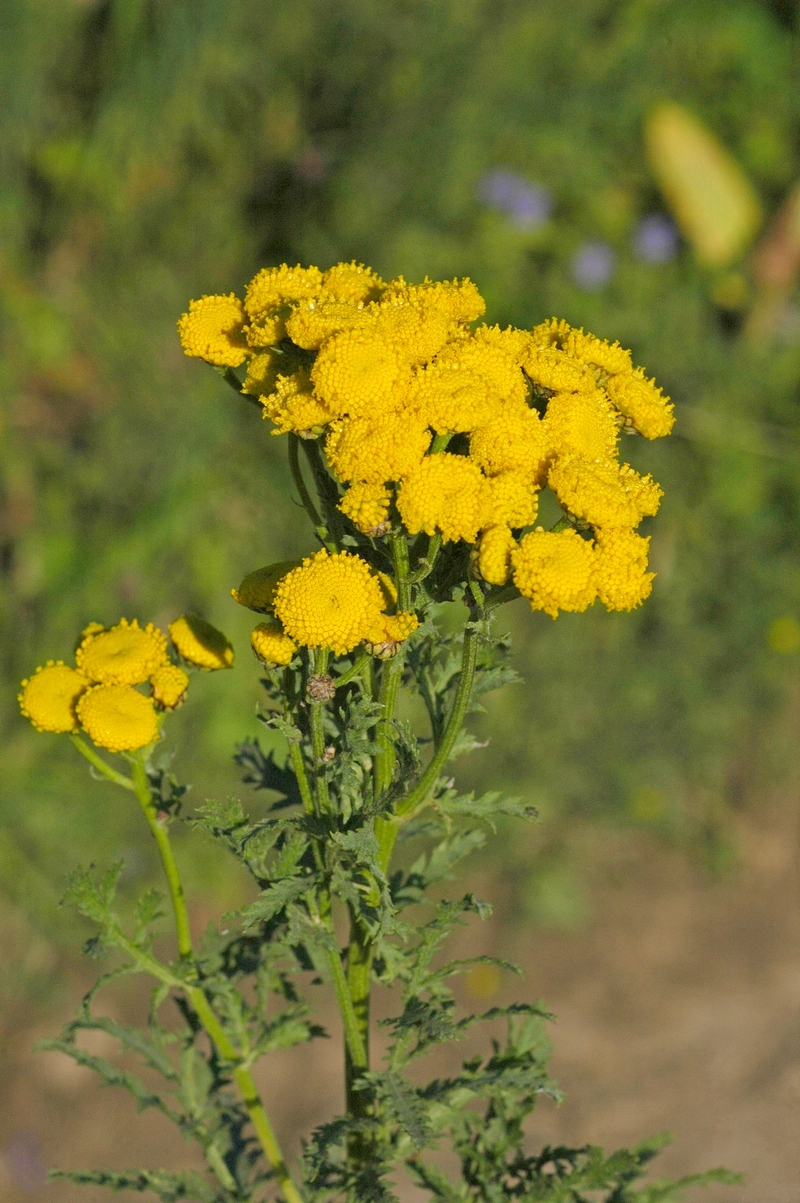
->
[180,264,674,617]
[19,615,232,751]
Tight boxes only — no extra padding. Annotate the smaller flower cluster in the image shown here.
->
[19,615,233,752]
[180,263,675,618]
[233,550,418,663]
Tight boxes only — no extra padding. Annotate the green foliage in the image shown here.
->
[41,567,739,1200]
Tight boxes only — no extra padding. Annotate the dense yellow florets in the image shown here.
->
[251,621,298,666]
[19,662,89,733]
[150,665,190,710]
[312,329,410,417]
[543,391,620,462]
[77,684,159,752]
[169,615,234,670]
[339,482,392,535]
[76,619,169,686]
[548,456,662,529]
[177,295,249,367]
[244,264,323,347]
[397,454,488,544]
[594,528,654,610]
[477,526,518,586]
[469,402,549,478]
[325,411,431,484]
[273,549,416,655]
[511,529,597,619]
[179,264,673,626]
[604,369,675,439]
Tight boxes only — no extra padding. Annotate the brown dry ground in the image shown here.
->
[0,795,797,1203]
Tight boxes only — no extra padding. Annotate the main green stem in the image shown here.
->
[128,754,303,1203]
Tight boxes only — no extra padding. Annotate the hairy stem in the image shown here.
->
[127,756,303,1203]
[309,647,331,813]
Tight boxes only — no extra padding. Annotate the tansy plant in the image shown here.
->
[20,263,737,1203]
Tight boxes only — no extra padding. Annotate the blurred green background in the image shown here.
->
[2,0,800,1010]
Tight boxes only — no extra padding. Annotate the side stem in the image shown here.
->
[127,753,303,1203]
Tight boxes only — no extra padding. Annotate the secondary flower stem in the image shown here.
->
[130,753,193,961]
[288,434,326,535]
[377,620,480,871]
[69,734,134,791]
[372,530,412,800]
[334,652,371,689]
[127,756,303,1203]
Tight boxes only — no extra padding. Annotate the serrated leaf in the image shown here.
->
[371,1071,430,1149]
[234,738,302,808]
[237,876,313,931]
[50,1168,223,1203]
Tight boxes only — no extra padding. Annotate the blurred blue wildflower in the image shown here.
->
[478,170,552,229]
[571,241,616,291]
[634,214,679,263]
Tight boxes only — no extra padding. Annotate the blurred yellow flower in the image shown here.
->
[232,562,300,613]
[77,619,169,686]
[19,662,89,733]
[169,615,234,670]
[77,684,159,753]
[150,665,190,710]
[594,527,654,611]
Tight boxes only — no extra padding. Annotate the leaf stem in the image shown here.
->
[130,754,193,961]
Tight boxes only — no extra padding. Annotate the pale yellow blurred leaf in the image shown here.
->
[646,103,762,268]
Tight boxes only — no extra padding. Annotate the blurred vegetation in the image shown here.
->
[3,0,800,996]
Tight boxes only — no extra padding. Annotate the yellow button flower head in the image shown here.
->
[261,370,335,436]
[604,369,675,439]
[169,615,234,670]
[469,401,549,479]
[434,336,528,406]
[177,294,249,368]
[411,366,493,434]
[380,277,485,325]
[339,482,391,535]
[242,349,283,398]
[77,684,159,752]
[483,471,539,529]
[396,453,488,544]
[251,621,297,666]
[325,411,431,484]
[311,328,411,417]
[76,619,169,685]
[274,549,402,656]
[19,662,89,733]
[244,264,323,347]
[318,261,385,304]
[369,301,452,367]
[522,346,597,394]
[543,390,620,462]
[565,330,633,377]
[530,317,574,348]
[285,300,370,350]
[594,528,655,611]
[231,562,300,613]
[511,529,597,618]
[150,665,190,710]
[548,456,662,529]
[477,526,518,586]
[474,324,536,363]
